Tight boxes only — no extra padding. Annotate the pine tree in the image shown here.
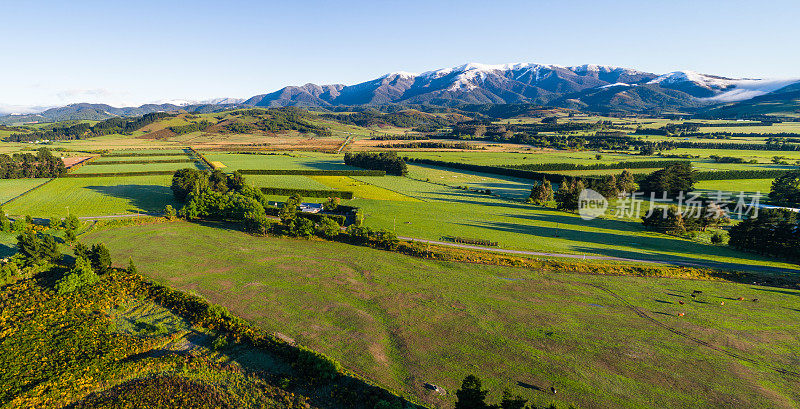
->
[127,258,138,274]
[616,169,638,195]
[528,177,554,206]
[455,375,489,409]
[90,243,112,273]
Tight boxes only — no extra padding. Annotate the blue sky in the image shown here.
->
[1,0,797,108]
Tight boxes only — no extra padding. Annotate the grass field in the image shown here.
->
[0,178,51,204]
[202,152,358,171]
[245,175,333,190]
[695,179,776,194]
[83,221,800,409]
[342,175,796,272]
[71,161,203,174]
[92,154,191,163]
[4,175,177,217]
[310,175,419,201]
[406,164,534,199]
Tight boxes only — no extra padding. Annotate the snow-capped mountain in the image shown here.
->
[3,63,799,123]
[244,63,800,113]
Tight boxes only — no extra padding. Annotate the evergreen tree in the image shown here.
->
[279,194,302,223]
[597,174,619,198]
[73,242,90,260]
[768,170,800,206]
[90,243,112,273]
[455,375,489,409]
[499,390,528,409]
[64,214,81,231]
[616,169,638,195]
[642,205,686,235]
[127,258,138,274]
[528,177,554,206]
[0,206,9,232]
[164,205,177,220]
[65,228,76,243]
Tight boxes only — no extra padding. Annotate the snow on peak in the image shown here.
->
[648,70,800,102]
[647,71,736,88]
[599,82,633,89]
[383,71,418,79]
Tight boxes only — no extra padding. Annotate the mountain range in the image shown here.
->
[2,62,799,124]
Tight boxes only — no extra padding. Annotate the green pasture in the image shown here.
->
[93,154,191,163]
[70,161,202,174]
[84,222,800,409]
[400,151,663,167]
[202,152,357,171]
[0,178,51,204]
[4,175,177,217]
[344,175,796,272]
[244,175,332,190]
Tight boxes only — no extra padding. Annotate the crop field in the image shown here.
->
[309,175,419,201]
[83,222,800,409]
[92,154,191,163]
[202,152,357,171]
[406,164,535,199]
[70,161,202,174]
[0,178,51,204]
[400,150,664,167]
[3,175,177,217]
[694,179,776,194]
[244,175,333,190]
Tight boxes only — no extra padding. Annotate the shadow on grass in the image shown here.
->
[84,185,176,215]
[0,243,16,258]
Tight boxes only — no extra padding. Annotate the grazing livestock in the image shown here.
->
[692,290,703,294]
[678,300,685,305]
[752,299,759,302]
[678,313,685,317]
[737,297,745,301]
[551,387,557,394]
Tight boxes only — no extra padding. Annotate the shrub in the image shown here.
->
[316,216,341,238]
[164,205,177,220]
[64,214,81,231]
[211,335,229,350]
[55,257,100,294]
[90,243,112,273]
[710,230,728,245]
[49,216,62,229]
[288,217,316,237]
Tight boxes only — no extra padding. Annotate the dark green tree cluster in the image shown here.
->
[169,120,212,135]
[344,151,407,176]
[638,162,695,197]
[74,242,112,273]
[768,170,800,206]
[0,147,66,179]
[16,230,60,266]
[342,225,399,250]
[729,209,800,261]
[554,178,585,212]
[171,168,245,201]
[528,178,554,206]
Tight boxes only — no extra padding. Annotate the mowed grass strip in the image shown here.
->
[0,178,51,204]
[310,176,418,201]
[83,221,800,409]
[4,175,177,217]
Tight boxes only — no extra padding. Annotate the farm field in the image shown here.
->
[345,175,797,272]
[3,175,177,217]
[83,221,800,409]
[92,154,191,163]
[309,175,419,201]
[245,175,332,190]
[695,179,775,194]
[400,150,662,167]
[71,161,203,174]
[202,152,357,171]
[0,178,51,204]
[406,164,535,199]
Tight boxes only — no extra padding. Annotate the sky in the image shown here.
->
[0,0,798,109]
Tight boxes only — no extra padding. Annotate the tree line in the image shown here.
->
[6,112,174,142]
[0,147,66,179]
[344,151,408,176]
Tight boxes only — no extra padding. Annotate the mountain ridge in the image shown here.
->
[2,62,799,124]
